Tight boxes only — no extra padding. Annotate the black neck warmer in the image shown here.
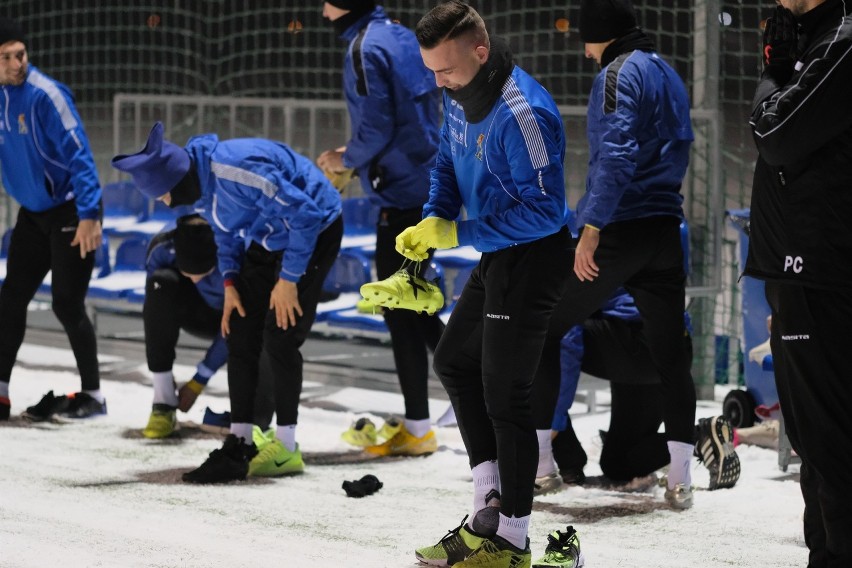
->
[600,27,656,68]
[168,160,201,208]
[446,36,514,124]
[333,6,373,37]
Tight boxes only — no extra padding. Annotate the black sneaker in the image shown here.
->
[62,392,107,419]
[182,434,258,484]
[532,526,584,568]
[695,416,741,490]
[0,396,10,421]
[22,391,69,421]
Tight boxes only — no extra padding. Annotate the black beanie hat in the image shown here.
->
[174,216,217,276]
[0,18,26,47]
[327,0,375,11]
[579,0,638,43]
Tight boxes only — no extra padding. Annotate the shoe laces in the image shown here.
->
[544,527,579,556]
[396,260,439,299]
[438,515,469,545]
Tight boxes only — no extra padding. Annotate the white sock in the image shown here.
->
[405,417,431,439]
[230,422,253,445]
[151,371,177,406]
[536,429,557,477]
[666,440,694,489]
[277,424,297,452]
[83,389,105,404]
[471,460,500,519]
[0,381,9,398]
[496,513,529,550]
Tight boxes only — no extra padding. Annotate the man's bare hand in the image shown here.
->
[70,219,102,259]
[574,226,601,282]
[221,285,246,337]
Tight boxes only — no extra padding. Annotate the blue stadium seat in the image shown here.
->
[341,197,379,235]
[102,180,148,235]
[86,237,149,301]
[316,250,372,322]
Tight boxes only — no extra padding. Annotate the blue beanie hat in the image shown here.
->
[111,122,190,199]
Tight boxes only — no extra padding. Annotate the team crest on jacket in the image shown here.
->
[475,134,485,161]
[17,114,27,135]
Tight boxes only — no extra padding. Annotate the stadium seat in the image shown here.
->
[101,180,148,235]
[86,237,149,301]
[315,249,372,323]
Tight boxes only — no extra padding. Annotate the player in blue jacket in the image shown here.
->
[532,0,698,510]
[318,0,445,456]
[113,122,343,483]
[398,3,572,566]
[0,18,106,422]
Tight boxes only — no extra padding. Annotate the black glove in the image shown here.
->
[342,474,383,498]
[763,6,798,84]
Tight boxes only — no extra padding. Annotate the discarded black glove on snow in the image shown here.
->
[342,474,383,498]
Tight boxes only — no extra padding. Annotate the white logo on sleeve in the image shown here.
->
[783,256,803,273]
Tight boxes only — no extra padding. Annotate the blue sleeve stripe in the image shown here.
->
[26,70,78,131]
[501,77,550,170]
[210,161,283,202]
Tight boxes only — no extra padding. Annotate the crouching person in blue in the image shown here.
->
[113,122,343,483]
[141,214,275,439]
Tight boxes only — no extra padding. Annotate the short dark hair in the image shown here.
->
[416,1,489,50]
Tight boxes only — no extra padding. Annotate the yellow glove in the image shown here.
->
[412,217,458,250]
[322,167,355,192]
[177,378,204,412]
[395,226,430,261]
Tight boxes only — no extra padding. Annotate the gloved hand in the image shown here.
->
[395,226,430,261]
[322,167,355,192]
[763,5,798,84]
[411,216,458,251]
[177,378,204,412]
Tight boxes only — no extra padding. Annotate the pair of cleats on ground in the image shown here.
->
[341,416,437,457]
[181,426,304,484]
[416,501,584,568]
[3,390,107,422]
[359,269,444,316]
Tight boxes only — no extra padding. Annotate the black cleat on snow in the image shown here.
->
[22,390,69,422]
[182,434,258,484]
[342,474,383,497]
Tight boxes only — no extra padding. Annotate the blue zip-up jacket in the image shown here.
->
[0,65,101,219]
[185,135,342,283]
[146,230,228,385]
[423,66,569,252]
[340,7,440,209]
[578,51,692,229]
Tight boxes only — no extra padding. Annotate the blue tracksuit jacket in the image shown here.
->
[184,135,342,283]
[339,7,440,209]
[0,65,101,219]
[578,50,692,229]
[423,66,569,252]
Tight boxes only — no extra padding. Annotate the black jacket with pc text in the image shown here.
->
[747,0,852,290]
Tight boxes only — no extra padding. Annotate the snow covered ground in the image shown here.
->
[0,342,808,567]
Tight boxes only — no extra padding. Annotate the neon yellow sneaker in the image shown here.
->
[415,517,489,566]
[341,417,378,447]
[252,425,275,448]
[248,429,304,477]
[455,536,531,568]
[359,269,444,315]
[141,404,177,439]
[365,423,437,457]
[377,416,402,441]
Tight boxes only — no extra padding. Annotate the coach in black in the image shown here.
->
[748,1,852,565]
